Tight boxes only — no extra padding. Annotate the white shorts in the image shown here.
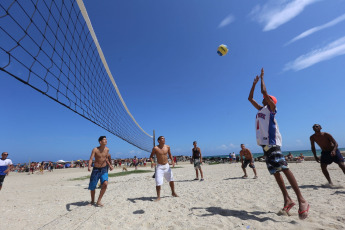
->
[155,163,174,186]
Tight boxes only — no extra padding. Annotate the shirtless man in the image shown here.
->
[310,124,345,186]
[240,144,258,179]
[88,136,113,207]
[150,136,178,201]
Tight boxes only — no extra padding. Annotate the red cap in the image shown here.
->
[264,95,277,104]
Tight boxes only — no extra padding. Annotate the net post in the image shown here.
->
[152,129,156,178]
[153,130,155,148]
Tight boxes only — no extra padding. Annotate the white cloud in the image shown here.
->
[218,143,237,150]
[287,13,345,44]
[284,36,345,71]
[250,0,319,31]
[129,149,143,155]
[219,144,228,150]
[218,14,235,28]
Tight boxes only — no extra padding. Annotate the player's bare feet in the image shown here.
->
[88,202,95,206]
[172,192,179,197]
[96,202,104,207]
[154,197,161,202]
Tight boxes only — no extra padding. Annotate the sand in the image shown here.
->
[1,161,345,230]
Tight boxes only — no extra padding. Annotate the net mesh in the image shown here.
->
[0,0,153,152]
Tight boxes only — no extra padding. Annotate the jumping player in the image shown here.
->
[248,68,309,219]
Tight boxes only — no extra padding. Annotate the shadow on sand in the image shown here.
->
[286,184,324,190]
[66,201,90,211]
[133,209,145,214]
[332,190,345,195]
[223,177,244,180]
[127,196,167,203]
[174,179,197,183]
[191,207,278,222]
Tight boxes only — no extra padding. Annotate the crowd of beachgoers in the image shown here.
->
[11,153,313,174]
[11,156,193,173]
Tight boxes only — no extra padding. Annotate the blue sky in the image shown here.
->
[1,0,345,163]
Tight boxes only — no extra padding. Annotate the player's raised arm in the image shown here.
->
[248,75,263,110]
[260,68,276,111]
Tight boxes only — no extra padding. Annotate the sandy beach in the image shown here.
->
[1,161,345,230]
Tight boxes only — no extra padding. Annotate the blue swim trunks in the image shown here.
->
[262,146,289,175]
[88,166,108,191]
[321,149,344,165]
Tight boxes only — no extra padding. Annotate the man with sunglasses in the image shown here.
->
[310,124,345,186]
[0,152,13,191]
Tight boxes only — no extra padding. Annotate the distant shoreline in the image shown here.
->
[204,148,345,159]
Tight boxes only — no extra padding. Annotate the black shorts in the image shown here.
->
[321,149,344,165]
[243,159,255,168]
[0,175,6,186]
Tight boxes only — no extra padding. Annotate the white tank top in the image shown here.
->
[255,106,282,146]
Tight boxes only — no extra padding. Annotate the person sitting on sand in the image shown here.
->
[88,136,114,207]
[286,152,294,161]
[248,68,309,219]
[192,141,204,181]
[299,153,304,161]
[310,124,345,186]
[150,136,178,201]
[295,153,304,163]
[239,144,258,179]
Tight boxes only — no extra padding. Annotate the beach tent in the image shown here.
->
[57,160,65,163]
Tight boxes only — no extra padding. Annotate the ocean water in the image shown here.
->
[204,148,345,159]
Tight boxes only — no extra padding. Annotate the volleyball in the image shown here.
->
[217,44,228,56]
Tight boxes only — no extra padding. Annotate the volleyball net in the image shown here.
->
[0,0,153,152]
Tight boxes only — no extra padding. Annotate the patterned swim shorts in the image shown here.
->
[262,146,289,175]
[194,159,201,169]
